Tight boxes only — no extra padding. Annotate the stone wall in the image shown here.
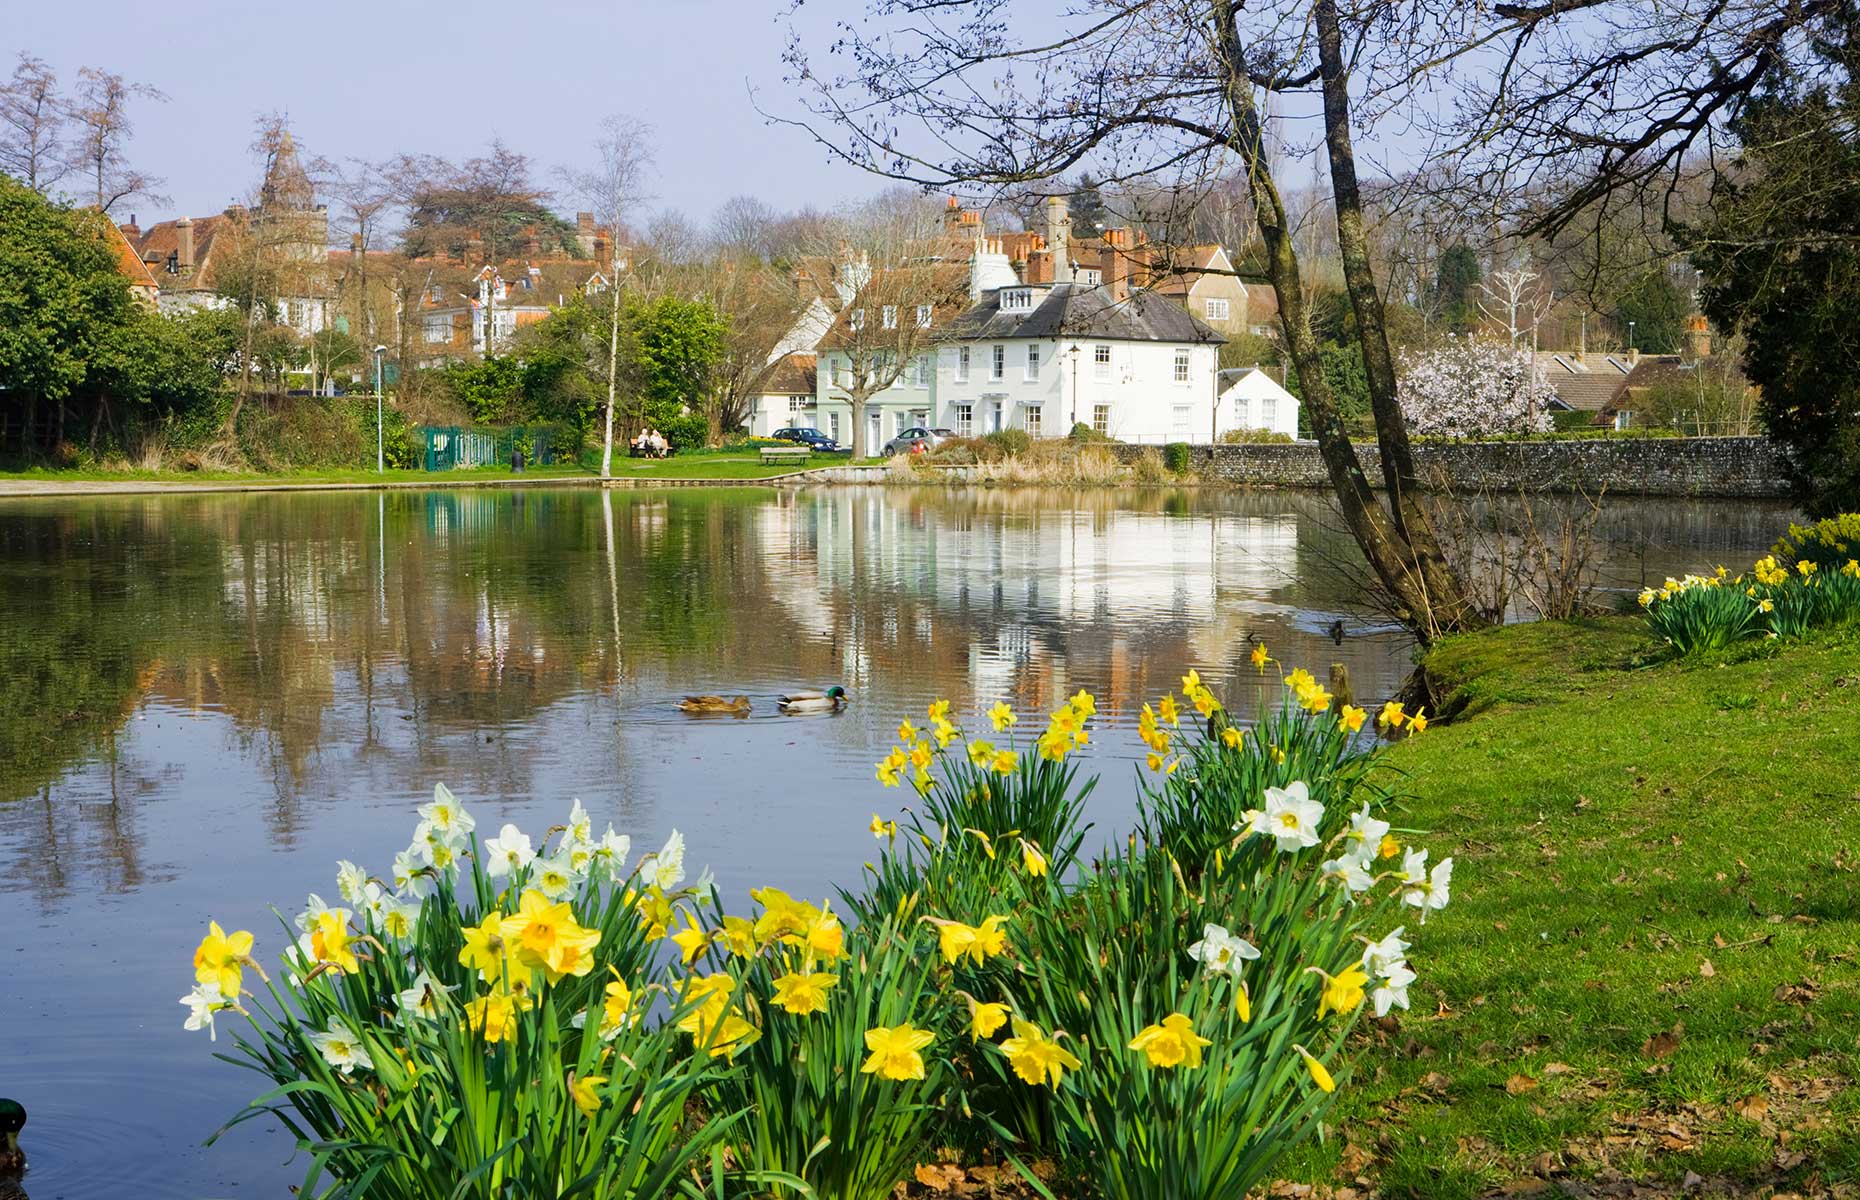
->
[1109,437,1790,499]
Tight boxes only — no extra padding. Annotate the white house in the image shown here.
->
[1217,367,1301,439]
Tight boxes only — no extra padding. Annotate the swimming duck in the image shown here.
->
[0,1098,24,1173]
[1327,618,1346,645]
[777,686,847,713]
[677,694,752,716]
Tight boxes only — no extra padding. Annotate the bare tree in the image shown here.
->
[561,114,654,477]
[315,156,399,344]
[66,66,165,214]
[0,54,70,194]
[711,194,782,261]
[1478,266,1553,346]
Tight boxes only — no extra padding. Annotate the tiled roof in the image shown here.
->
[129,214,229,291]
[761,352,817,395]
[1535,350,1636,412]
[95,214,159,294]
[944,281,1226,345]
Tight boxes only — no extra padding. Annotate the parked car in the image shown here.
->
[771,427,844,452]
[880,426,956,456]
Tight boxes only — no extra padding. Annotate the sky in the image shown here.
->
[8,0,886,227]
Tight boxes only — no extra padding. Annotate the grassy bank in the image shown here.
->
[1290,617,1860,1197]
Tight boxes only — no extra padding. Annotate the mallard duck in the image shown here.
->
[0,1098,24,1173]
[777,686,847,713]
[1327,618,1346,645]
[677,694,752,716]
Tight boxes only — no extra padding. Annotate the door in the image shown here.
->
[870,411,882,450]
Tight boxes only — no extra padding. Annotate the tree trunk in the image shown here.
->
[1313,0,1481,635]
[850,390,869,458]
[602,283,622,478]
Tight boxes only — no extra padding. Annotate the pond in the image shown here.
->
[0,484,1792,1197]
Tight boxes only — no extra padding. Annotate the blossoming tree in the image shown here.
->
[1396,337,1557,438]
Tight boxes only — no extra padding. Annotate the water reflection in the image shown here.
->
[0,484,1793,1198]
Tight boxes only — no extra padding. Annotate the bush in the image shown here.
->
[660,414,709,451]
[1068,421,1111,443]
[927,440,978,466]
[1218,427,1294,445]
[1131,447,1169,483]
[1164,441,1194,474]
[980,428,1031,459]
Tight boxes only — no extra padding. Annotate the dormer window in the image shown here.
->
[915,304,933,328]
[881,305,898,329]
[850,308,866,332]
[1000,288,1035,312]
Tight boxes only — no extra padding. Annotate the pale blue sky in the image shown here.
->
[9,0,881,225]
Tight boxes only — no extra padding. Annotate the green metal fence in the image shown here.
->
[419,425,569,471]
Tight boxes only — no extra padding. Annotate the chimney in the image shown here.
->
[942,195,963,231]
[1684,313,1711,360]
[1101,229,1130,301]
[576,211,596,256]
[1628,347,1640,367]
[1044,195,1073,284]
[1025,248,1052,284]
[121,214,141,240]
[176,217,195,269]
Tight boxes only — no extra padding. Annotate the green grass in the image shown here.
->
[1285,617,1860,1197]
[607,449,844,480]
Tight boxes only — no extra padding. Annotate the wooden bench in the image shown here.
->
[759,446,812,466]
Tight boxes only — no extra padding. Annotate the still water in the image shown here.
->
[0,484,1791,1197]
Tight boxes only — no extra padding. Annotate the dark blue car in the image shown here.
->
[772,427,844,453]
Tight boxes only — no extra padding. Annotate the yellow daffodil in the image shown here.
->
[1300,684,1333,714]
[1378,700,1406,729]
[932,717,958,748]
[1068,689,1096,718]
[569,1072,607,1117]
[1378,833,1401,860]
[898,719,918,743]
[771,970,839,1016]
[1019,838,1048,878]
[861,1023,935,1081]
[1757,597,1775,613]
[990,748,1018,775]
[801,905,846,963]
[1251,642,1270,672]
[928,698,950,723]
[962,827,996,859]
[1799,559,1818,576]
[504,889,602,982]
[309,909,361,975]
[966,997,1010,1041]
[193,921,255,998]
[1340,704,1366,733]
[1158,693,1180,726]
[1147,750,1170,773]
[669,917,711,966]
[1000,1018,1082,1088]
[1408,708,1429,735]
[698,1013,757,1059]
[1181,668,1202,695]
[464,991,528,1044]
[1316,965,1370,1018]
[751,887,815,943]
[988,701,1016,731]
[635,886,674,940]
[967,739,996,768]
[597,970,633,1039]
[1234,981,1251,1023]
[675,974,736,1034]
[459,911,512,983]
[1295,1044,1336,1092]
[1190,685,1219,717]
[870,813,897,842]
[910,740,933,771]
[1129,1012,1212,1069]
[933,914,1010,966]
[718,915,758,958]
[1221,726,1245,749]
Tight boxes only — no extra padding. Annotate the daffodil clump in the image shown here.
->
[1641,528,1860,655]
[184,788,744,1200]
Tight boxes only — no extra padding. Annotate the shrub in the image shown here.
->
[927,441,977,465]
[661,414,709,451]
[1218,426,1294,444]
[981,428,1031,459]
[1131,447,1169,483]
[1164,441,1194,474]
[1068,421,1111,443]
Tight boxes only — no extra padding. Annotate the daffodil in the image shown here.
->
[504,888,602,981]
[861,1023,935,1081]
[870,813,897,841]
[898,719,918,743]
[532,854,581,901]
[1295,1044,1336,1092]
[397,970,456,1019]
[417,783,476,839]
[1019,838,1048,878]
[963,827,997,859]
[1399,849,1453,918]
[1234,981,1252,1023]
[588,825,631,878]
[1251,641,1271,672]
[1158,693,1180,726]
[309,1018,375,1074]
[1221,726,1245,749]
[1254,780,1324,852]
[484,823,537,878]
[966,996,1010,1041]
[569,1072,607,1117]
[1407,708,1429,734]
[464,992,526,1044]
[1340,704,1367,733]
[1378,833,1401,860]
[1129,1012,1211,1069]
[1316,965,1369,1018]
[934,914,1010,966]
[597,970,634,1038]
[307,908,361,975]
[1371,961,1418,1017]
[718,915,758,957]
[928,698,951,723]
[801,904,847,963]
[669,917,712,966]
[988,701,1016,731]
[635,885,675,940]
[193,921,255,998]
[179,981,232,1041]
[772,970,839,1016]
[990,748,1018,775]
[1187,923,1260,976]
[1000,1018,1081,1088]
[391,848,434,898]
[932,717,958,748]
[335,860,369,906]
[967,739,996,768]
[1378,700,1406,729]
[642,830,687,890]
[562,798,593,847]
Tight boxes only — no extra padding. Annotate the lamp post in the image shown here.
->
[1627,321,1636,351]
[374,345,388,472]
[1067,343,1081,430]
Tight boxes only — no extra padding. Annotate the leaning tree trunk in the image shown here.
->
[1211,0,1462,640]
[1313,0,1483,634]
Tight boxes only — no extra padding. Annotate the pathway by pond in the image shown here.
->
[0,485,1792,1197]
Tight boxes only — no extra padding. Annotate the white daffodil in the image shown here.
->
[1400,851,1453,918]
[335,860,369,906]
[1371,962,1418,1017]
[643,829,686,890]
[294,892,333,933]
[563,798,593,848]
[397,970,456,1019]
[1361,926,1411,978]
[1260,781,1325,851]
[484,823,536,878]
[308,1019,375,1075]
[532,853,581,901]
[421,831,464,873]
[1236,808,1266,836]
[180,981,228,1040]
[1344,804,1391,854]
[1322,851,1376,893]
[418,782,476,839]
[392,848,434,899]
[375,895,421,941]
[589,826,632,878]
[1186,922,1261,976]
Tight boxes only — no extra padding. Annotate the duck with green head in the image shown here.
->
[0,1098,24,1172]
[777,686,847,713]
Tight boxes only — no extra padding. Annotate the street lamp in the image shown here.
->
[1067,343,1081,430]
[1626,321,1636,351]
[373,345,388,472]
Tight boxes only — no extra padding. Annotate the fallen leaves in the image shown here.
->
[1641,1023,1684,1059]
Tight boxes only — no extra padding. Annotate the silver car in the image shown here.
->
[881,426,956,456]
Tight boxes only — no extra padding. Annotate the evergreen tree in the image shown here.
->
[1432,244,1481,333]
[1069,174,1108,237]
[1612,270,1689,353]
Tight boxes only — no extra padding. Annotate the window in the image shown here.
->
[1024,406,1042,437]
[424,315,450,345]
[915,304,933,328]
[790,394,806,415]
[1092,404,1110,435]
[1172,405,1192,435]
[849,308,865,331]
[1094,344,1111,380]
[828,412,841,440]
[1260,397,1277,427]
[955,403,973,436]
[1025,344,1041,380]
[955,346,970,381]
[429,285,443,303]
[881,305,898,329]
[1173,348,1191,383]
[1076,268,1101,286]
[990,345,1005,381]
[1204,297,1231,322]
[1000,288,1034,312]
[911,355,929,387]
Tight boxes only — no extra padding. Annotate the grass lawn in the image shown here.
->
[608,449,852,480]
[1286,617,1860,1197]
[0,463,596,486]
